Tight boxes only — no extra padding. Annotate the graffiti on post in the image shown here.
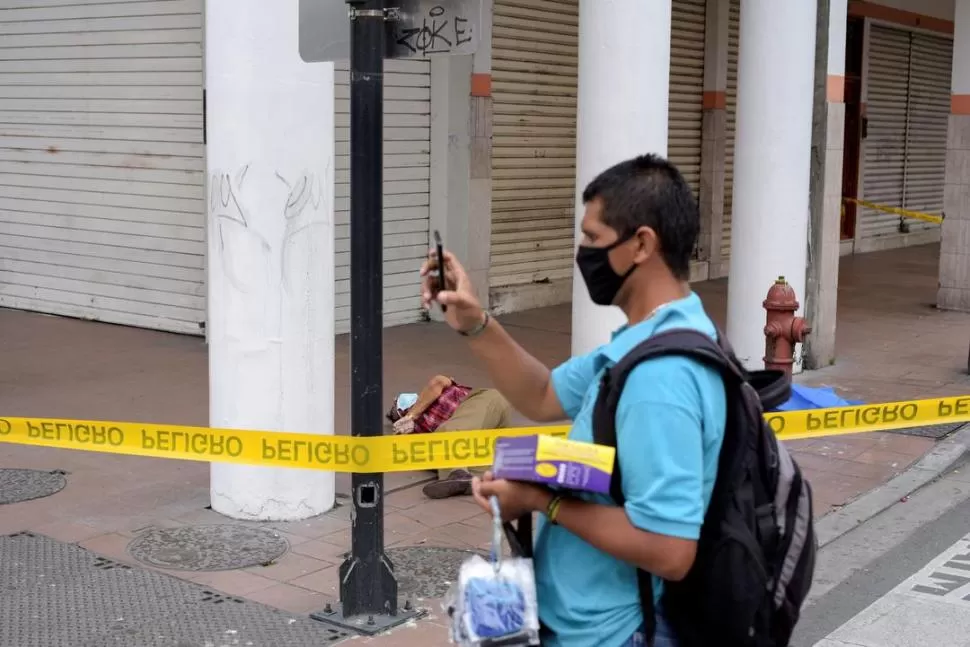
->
[391,1,479,58]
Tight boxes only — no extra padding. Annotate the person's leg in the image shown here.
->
[424,389,512,499]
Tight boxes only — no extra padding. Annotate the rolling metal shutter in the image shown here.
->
[333,59,431,333]
[0,0,205,334]
[489,0,579,291]
[669,0,707,197]
[902,31,951,234]
[861,25,950,241]
[722,0,740,260]
[489,0,707,293]
[860,25,912,239]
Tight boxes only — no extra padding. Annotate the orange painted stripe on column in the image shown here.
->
[953,95,970,115]
[471,73,491,97]
[847,1,953,34]
[827,75,845,103]
[702,90,726,110]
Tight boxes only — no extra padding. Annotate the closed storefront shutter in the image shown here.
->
[334,59,431,333]
[0,0,205,334]
[902,31,951,234]
[489,0,579,292]
[669,0,707,196]
[860,25,950,243]
[489,0,709,297]
[722,0,740,262]
[860,25,914,239]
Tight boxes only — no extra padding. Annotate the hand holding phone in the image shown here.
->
[420,236,486,333]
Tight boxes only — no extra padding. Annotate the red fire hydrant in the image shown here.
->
[763,277,811,376]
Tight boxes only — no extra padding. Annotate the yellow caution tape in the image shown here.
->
[843,197,944,225]
[1,395,969,472]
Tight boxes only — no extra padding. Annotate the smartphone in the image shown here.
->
[433,230,447,312]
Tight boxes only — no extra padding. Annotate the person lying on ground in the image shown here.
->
[387,375,512,500]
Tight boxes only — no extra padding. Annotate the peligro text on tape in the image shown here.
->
[2,396,969,472]
[0,415,570,473]
[766,395,970,440]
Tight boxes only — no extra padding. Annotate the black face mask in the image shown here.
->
[575,235,637,306]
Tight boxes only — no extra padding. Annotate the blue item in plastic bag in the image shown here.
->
[463,576,527,638]
[445,495,540,646]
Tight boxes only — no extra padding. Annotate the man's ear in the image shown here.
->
[632,226,658,264]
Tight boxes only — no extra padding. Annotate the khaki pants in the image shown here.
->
[435,388,512,480]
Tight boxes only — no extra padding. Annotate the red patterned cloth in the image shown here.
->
[413,382,472,433]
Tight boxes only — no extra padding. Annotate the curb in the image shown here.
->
[815,423,970,549]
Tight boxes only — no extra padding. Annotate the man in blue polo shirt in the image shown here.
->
[420,154,726,647]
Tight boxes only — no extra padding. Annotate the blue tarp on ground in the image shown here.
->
[776,385,864,411]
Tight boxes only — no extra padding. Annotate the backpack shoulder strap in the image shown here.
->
[591,328,744,504]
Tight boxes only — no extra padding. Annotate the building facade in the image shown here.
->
[0,0,965,348]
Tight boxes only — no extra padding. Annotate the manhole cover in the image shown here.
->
[387,546,483,599]
[0,469,67,505]
[127,525,289,572]
[889,422,966,440]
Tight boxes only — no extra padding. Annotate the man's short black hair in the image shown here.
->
[582,154,699,280]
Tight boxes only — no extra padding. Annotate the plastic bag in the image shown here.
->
[445,497,540,646]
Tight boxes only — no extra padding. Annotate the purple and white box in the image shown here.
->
[492,435,616,494]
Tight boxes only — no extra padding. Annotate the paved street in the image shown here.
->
[794,452,970,647]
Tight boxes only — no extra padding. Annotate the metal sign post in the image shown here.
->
[340,0,398,629]
[302,0,481,635]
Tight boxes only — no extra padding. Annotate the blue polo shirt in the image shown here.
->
[535,292,726,647]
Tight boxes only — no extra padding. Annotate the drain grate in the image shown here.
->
[94,556,131,572]
[200,590,245,605]
[0,469,67,505]
[0,532,353,647]
[387,546,484,599]
[127,524,289,571]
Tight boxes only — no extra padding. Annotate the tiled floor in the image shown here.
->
[1,243,969,646]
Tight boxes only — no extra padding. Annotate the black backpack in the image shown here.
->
[591,328,817,647]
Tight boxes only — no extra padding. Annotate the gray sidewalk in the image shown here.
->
[1,243,969,646]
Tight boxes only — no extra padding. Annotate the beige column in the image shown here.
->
[698,0,730,273]
[428,0,493,316]
[938,0,970,311]
[804,0,847,369]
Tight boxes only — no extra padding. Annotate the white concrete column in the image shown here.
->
[206,0,336,520]
[726,0,817,371]
[938,0,970,311]
[570,0,671,356]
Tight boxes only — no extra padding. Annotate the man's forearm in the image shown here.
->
[464,316,563,422]
[551,496,696,582]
